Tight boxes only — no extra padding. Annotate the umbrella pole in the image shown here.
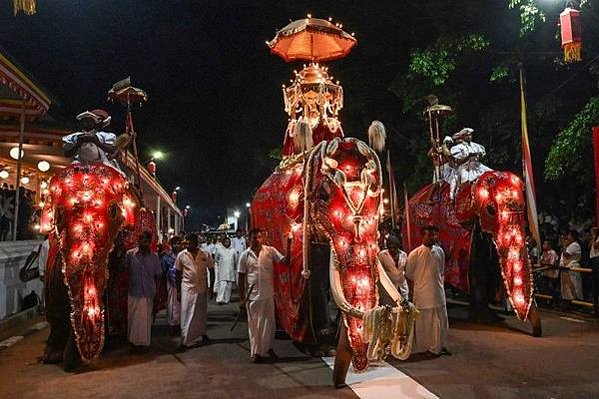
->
[126,94,142,191]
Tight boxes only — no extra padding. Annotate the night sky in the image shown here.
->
[0,1,423,228]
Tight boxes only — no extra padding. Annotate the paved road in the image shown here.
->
[1,298,598,399]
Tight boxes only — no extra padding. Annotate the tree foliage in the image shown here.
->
[545,96,599,181]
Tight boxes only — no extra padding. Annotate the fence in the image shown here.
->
[533,265,599,317]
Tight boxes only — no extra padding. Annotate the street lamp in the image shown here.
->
[37,160,50,172]
[9,147,24,160]
[245,202,251,208]
[175,186,181,191]
[151,150,165,160]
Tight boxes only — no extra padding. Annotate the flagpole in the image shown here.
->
[387,150,396,230]
[403,183,412,251]
[519,65,541,248]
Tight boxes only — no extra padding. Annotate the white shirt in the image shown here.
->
[38,239,50,277]
[238,245,284,301]
[560,242,581,268]
[175,248,214,294]
[406,244,446,309]
[231,236,247,253]
[377,249,409,300]
[214,245,239,282]
[450,141,492,183]
[590,237,599,259]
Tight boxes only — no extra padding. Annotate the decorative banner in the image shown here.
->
[520,68,541,249]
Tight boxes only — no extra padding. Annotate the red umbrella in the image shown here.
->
[267,17,357,63]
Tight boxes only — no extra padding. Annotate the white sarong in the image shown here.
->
[216,281,233,304]
[180,286,208,346]
[413,306,448,355]
[167,283,181,326]
[247,298,275,357]
[561,270,583,300]
[128,296,153,346]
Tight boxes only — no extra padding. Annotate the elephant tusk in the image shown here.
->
[376,259,404,303]
[329,249,364,320]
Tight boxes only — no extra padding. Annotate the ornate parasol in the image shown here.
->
[267,16,357,63]
[108,77,148,190]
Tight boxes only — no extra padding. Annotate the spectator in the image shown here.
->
[540,239,559,300]
[560,229,583,303]
[589,227,599,272]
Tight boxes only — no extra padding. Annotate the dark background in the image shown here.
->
[1,1,597,229]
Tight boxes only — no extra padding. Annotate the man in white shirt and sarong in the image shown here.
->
[377,235,409,305]
[232,230,247,254]
[238,228,290,363]
[214,236,239,304]
[176,233,215,348]
[449,128,492,199]
[406,225,450,356]
[126,231,162,350]
[560,229,583,301]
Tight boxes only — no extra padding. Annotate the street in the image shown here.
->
[1,299,598,399]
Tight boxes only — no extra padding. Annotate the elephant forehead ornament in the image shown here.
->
[306,138,418,371]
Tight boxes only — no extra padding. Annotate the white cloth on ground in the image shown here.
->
[167,283,180,326]
[560,242,583,300]
[180,287,208,346]
[127,296,153,346]
[247,297,275,357]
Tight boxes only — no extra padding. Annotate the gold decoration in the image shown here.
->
[13,0,36,15]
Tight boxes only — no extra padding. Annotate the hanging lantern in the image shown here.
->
[147,161,156,176]
[183,208,189,217]
[560,7,582,62]
[13,0,36,15]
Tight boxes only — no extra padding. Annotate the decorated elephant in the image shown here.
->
[252,133,419,387]
[403,172,542,336]
[40,109,141,370]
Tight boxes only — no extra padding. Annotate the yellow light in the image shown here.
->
[40,181,48,189]
[9,147,23,160]
[20,176,29,185]
[37,161,50,172]
[0,170,8,179]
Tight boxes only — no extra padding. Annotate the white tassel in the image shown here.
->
[293,121,313,153]
[368,120,386,153]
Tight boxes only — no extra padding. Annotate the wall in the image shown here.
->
[0,240,42,320]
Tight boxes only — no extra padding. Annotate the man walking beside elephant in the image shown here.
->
[406,225,451,356]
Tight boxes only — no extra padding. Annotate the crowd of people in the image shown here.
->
[533,225,599,307]
[123,225,452,362]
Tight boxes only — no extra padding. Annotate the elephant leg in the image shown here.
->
[528,302,542,337]
[63,327,82,372]
[43,254,71,364]
[332,322,352,389]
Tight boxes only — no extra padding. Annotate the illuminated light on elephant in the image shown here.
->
[253,137,415,379]
[472,172,533,320]
[41,163,137,361]
[405,170,540,333]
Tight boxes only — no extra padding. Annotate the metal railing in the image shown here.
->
[533,265,599,317]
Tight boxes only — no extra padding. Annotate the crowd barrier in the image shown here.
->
[533,264,598,317]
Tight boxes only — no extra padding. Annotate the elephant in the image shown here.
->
[40,162,138,369]
[252,136,417,387]
[403,171,542,336]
